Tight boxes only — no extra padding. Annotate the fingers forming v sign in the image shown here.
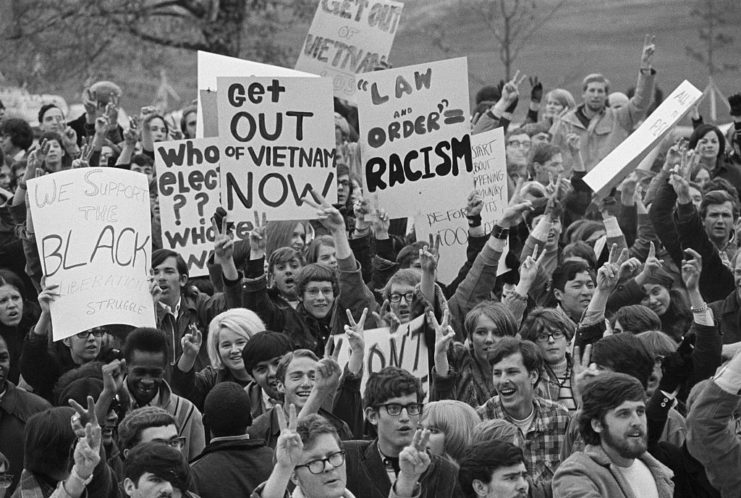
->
[428,309,455,356]
[345,307,368,353]
[276,404,303,469]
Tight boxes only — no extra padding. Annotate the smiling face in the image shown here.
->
[0,284,23,327]
[291,223,307,252]
[493,353,538,418]
[583,81,608,113]
[0,164,12,191]
[292,433,347,498]
[544,96,565,119]
[217,328,248,372]
[641,283,670,316]
[251,355,283,400]
[367,393,421,456]
[281,355,317,409]
[301,281,335,319]
[593,399,647,462]
[554,271,595,319]
[126,350,166,405]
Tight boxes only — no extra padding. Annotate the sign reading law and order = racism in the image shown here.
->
[357,57,473,219]
[217,76,337,221]
[28,168,155,340]
[296,0,403,101]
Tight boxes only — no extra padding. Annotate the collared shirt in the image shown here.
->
[477,395,571,484]
[261,388,277,412]
[159,297,182,318]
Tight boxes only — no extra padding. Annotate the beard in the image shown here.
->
[601,422,647,459]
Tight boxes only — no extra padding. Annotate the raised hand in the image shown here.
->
[38,282,60,314]
[465,190,484,217]
[498,199,533,229]
[681,248,702,291]
[372,299,402,333]
[248,210,267,258]
[212,215,236,266]
[303,187,345,234]
[596,245,629,291]
[566,133,581,155]
[275,404,303,469]
[571,344,599,407]
[529,76,543,103]
[82,88,97,117]
[94,115,110,136]
[419,233,441,274]
[69,394,99,434]
[637,241,665,284]
[640,34,656,69]
[371,207,390,237]
[345,308,368,355]
[618,256,642,281]
[428,309,455,358]
[519,244,547,288]
[148,275,163,305]
[353,197,372,232]
[314,356,342,393]
[101,359,126,394]
[105,93,119,126]
[181,324,203,358]
[398,429,432,480]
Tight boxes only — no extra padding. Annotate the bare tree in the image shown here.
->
[0,0,313,93]
[472,0,567,80]
[685,0,740,120]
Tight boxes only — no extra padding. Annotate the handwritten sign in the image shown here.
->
[333,314,429,400]
[28,168,155,340]
[583,80,702,196]
[295,0,403,101]
[357,57,472,218]
[154,139,222,277]
[414,128,508,284]
[217,76,336,220]
[196,51,317,138]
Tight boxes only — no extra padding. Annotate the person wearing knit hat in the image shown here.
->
[190,382,274,498]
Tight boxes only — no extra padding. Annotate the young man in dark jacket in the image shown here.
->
[190,382,273,498]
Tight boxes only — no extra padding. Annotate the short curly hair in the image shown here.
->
[579,372,645,445]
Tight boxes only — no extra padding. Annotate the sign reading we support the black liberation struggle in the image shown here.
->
[296,0,404,101]
[155,138,222,277]
[217,76,337,221]
[356,57,473,219]
[28,168,155,340]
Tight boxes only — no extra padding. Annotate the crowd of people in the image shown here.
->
[1,32,741,498]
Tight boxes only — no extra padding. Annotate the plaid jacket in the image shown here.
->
[477,395,571,484]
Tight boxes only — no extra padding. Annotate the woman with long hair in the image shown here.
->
[0,269,38,384]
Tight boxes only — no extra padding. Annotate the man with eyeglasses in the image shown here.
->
[21,284,110,400]
[254,410,434,498]
[505,128,531,181]
[341,367,462,498]
[477,338,571,489]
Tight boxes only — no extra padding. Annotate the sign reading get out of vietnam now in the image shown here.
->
[295,0,403,101]
[155,139,222,278]
[28,168,155,341]
[333,314,429,401]
[217,76,337,221]
[357,57,472,218]
[415,128,508,284]
[583,80,702,196]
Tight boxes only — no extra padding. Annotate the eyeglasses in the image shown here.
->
[155,436,187,450]
[377,403,423,416]
[0,473,14,489]
[75,330,106,339]
[305,287,333,297]
[507,140,531,149]
[389,292,414,304]
[535,330,565,343]
[295,450,345,474]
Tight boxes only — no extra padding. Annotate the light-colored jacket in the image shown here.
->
[550,69,655,171]
[552,444,674,498]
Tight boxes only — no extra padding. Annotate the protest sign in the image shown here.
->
[583,80,702,196]
[155,138,222,277]
[332,314,429,401]
[199,90,219,138]
[196,51,317,138]
[217,76,336,221]
[414,128,508,284]
[28,168,155,341]
[357,57,472,218]
[295,0,403,101]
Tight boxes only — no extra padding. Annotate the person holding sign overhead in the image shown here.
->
[550,34,657,171]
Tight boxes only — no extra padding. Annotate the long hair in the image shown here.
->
[422,400,480,463]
